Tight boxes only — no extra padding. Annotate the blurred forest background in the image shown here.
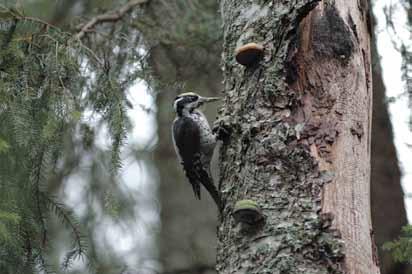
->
[0,0,411,274]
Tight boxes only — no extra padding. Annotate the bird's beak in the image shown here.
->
[200,96,220,103]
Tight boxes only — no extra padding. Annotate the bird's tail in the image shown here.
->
[184,161,222,212]
[185,170,201,200]
[201,176,222,213]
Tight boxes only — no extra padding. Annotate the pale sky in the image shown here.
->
[375,0,412,221]
[63,81,159,272]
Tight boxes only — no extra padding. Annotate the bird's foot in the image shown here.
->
[213,121,232,144]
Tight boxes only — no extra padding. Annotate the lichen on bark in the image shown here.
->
[216,1,346,273]
[216,0,377,273]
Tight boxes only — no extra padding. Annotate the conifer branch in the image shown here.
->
[75,0,149,40]
[0,5,59,31]
[45,197,83,249]
[31,147,48,248]
[45,196,86,268]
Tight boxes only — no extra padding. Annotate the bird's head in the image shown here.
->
[173,92,220,116]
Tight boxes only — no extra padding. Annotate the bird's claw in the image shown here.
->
[213,122,231,144]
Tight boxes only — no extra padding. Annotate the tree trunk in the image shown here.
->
[217,1,380,273]
[370,14,412,274]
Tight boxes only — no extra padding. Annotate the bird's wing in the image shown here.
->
[172,116,205,199]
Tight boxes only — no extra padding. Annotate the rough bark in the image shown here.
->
[217,1,380,273]
[370,18,412,274]
[136,0,408,273]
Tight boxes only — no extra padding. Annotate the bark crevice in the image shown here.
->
[217,0,379,273]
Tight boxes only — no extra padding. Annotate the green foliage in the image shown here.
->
[0,138,10,153]
[0,211,20,242]
[383,225,412,263]
[0,19,85,273]
[0,0,221,273]
[137,0,221,48]
[0,3,145,273]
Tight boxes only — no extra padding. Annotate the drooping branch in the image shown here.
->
[75,0,149,40]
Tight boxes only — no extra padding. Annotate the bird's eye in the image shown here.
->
[191,95,199,101]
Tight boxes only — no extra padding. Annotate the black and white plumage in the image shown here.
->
[172,92,222,210]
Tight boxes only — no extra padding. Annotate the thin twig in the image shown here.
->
[75,0,149,40]
[44,195,84,253]
[31,147,47,248]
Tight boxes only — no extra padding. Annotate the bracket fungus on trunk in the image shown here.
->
[235,43,264,66]
[233,199,264,226]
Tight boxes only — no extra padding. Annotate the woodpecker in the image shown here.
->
[172,92,222,211]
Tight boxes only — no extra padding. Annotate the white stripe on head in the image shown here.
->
[173,97,185,111]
